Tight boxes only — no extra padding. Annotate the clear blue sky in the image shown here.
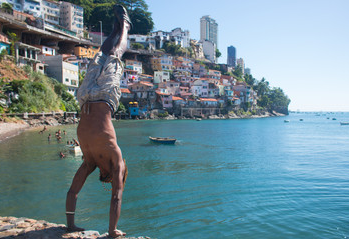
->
[146,0,349,112]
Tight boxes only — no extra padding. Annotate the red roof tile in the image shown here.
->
[121,88,131,94]
[140,81,154,87]
[172,96,184,101]
[156,91,171,96]
[200,98,218,102]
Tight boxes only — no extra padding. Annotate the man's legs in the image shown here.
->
[100,5,131,58]
[66,161,96,231]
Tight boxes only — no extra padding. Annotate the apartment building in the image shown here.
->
[42,0,60,25]
[74,45,99,59]
[236,58,245,74]
[202,40,216,63]
[200,15,218,47]
[23,0,41,17]
[170,28,190,48]
[125,59,143,74]
[151,54,173,71]
[39,55,79,96]
[150,27,190,49]
[154,71,170,84]
[59,1,84,37]
[227,46,236,67]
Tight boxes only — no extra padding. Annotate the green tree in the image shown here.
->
[118,102,126,113]
[7,31,19,57]
[131,42,144,50]
[255,77,270,97]
[162,42,192,57]
[244,74,256,86]
[215,48,221,58]
[232,65,243,79]
[257,95,270,108]
[129,7,154,35]
[122,0,148,11]
[91,2,116,35]
[162,42,180,55]
[0,49,8,61]
[268,87,290,110]
[1,2,13,13]
[79,71,86,86]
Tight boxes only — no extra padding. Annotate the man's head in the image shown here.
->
[99,159,128,189]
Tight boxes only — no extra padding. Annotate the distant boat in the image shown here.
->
[196,118,202,121]
[284,120,290,123]
[149,136,176,144]
[340,122,349,125]
[299,119,304,121]
[332,118,337,120]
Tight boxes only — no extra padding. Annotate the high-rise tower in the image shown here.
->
[200,15,218,47]
[227,46,236,67]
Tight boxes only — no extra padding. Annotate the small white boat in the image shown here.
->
[68,145,82,155]
[149,136,176,144]
[196,118,202,121]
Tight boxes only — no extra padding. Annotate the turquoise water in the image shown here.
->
[0,112,349,239]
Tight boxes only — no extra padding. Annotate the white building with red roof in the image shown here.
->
[200,98,218,107]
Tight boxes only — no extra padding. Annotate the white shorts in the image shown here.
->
[77,52,123,113]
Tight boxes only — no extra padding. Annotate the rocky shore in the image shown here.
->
[149,110,285,120]
[0,216,150,239]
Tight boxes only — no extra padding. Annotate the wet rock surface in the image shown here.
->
[0,216,151,239]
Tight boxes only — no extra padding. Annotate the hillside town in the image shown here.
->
[0,0,289,119]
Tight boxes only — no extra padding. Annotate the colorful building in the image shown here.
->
[74,45,99,59]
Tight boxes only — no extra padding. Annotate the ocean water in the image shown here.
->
[0,112,349,239]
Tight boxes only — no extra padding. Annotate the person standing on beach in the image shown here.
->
[65,5,131,238]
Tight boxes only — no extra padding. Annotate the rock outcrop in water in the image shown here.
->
[0,216,151,239]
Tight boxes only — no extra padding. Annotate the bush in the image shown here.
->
[118,102,126,113]
[131,43,145,50]
[0,49,8,61]
[22,65,32,75]
[157,112,169,118]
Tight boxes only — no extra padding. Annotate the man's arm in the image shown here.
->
[108,157,126,237]
[66,161,96,231]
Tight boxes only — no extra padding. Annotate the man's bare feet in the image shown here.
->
[66,225,85,232]
[109,229,126,237]
[113,4,132,28]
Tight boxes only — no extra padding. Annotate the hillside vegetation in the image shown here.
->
[0,59,79,114]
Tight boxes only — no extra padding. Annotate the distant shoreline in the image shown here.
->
[0,111,287,143]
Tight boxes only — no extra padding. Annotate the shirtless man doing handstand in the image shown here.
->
[65,5,131,237]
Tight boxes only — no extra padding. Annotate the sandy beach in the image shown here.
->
[0,122,31,142]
